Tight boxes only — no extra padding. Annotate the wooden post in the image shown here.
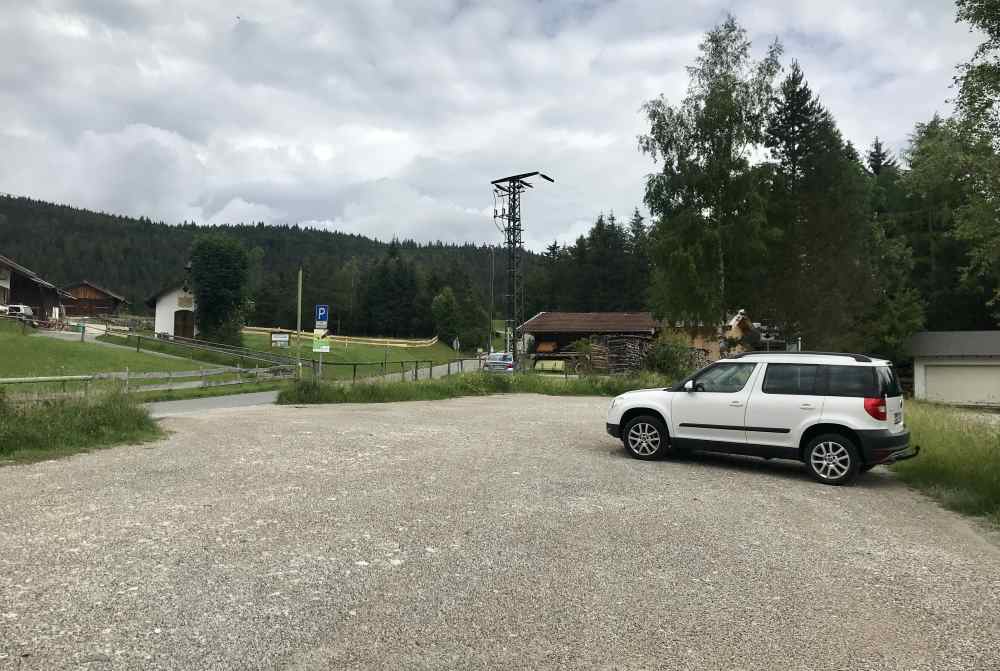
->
[352,363,357,383]
[429,361,433,379]
[80,323,86,342]
[413,362,418,381]
[136,335,141,353]
[124,367,129,394]
[447,361,451,376]
[400,361,405,381]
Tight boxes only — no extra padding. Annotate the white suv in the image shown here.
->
[606,352,918,485]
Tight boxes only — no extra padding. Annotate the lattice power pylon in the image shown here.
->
[491,171,554,364]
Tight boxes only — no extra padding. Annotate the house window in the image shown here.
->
[0,287,7,304]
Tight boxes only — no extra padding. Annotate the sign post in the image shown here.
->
[311,304,331,378]
[315,304,329,330]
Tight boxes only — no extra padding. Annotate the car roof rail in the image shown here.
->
[731,351,873,363]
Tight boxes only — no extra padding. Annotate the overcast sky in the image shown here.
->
[0,0,977,249]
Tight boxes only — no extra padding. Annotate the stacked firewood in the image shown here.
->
[606,334,654,374]
[589,341,610,372]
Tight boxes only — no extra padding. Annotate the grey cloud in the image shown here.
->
[0,0,979,250]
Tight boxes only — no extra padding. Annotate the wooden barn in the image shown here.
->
[0,253,73,320]
[519,312,660,374]
[62,280,129,317]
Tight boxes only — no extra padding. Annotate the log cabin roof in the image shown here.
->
[518,311,658,334]
[63,280,129,304]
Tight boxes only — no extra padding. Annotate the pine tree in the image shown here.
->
[867,137,899,175]
[763,62,881,349]
[766,62,831,186]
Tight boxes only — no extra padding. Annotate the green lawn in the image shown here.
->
[98,333,245,368]
[892,401,1000,528]
[241,332,461,380]
[0,330,211,378]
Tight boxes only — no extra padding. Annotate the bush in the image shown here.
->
[646,332,696,378]
[0,392,161,461]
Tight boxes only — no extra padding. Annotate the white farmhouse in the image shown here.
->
[146,283,197,338]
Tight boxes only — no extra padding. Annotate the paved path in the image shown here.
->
[146,391,281,417]
[144,359,482,417]
[2,395,998,670]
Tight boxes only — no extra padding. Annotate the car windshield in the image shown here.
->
[692,362,757,393]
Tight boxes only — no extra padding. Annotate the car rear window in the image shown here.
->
[877,366,902,397]
[762,364,820,395]
[824,365,878,398]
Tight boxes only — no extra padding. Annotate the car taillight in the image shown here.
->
[864,397,887,421]
[506,363,513,370]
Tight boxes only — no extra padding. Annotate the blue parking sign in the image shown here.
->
[315,304,329,325]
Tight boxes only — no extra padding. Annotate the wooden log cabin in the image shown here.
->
[62,280,129,317]
[0,253,73,320]
[518,312,660,374]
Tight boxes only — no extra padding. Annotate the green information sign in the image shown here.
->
[312,329,330,353]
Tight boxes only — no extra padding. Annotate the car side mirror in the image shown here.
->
[683,379,695,392]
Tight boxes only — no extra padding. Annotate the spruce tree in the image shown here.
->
[866,137,899,175]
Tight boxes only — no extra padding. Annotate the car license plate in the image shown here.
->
[894,412,902,424]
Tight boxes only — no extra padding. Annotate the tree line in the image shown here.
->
[2,0,997,357]
[634,8,999,360]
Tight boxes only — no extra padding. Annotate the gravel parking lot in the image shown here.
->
[2,394,999,670]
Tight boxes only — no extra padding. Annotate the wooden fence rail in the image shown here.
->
[0,365,297,402]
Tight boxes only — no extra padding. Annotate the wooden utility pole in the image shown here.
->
[296,266,303,376]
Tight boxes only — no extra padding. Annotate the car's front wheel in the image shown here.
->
[622,415,669,460]
[805,433,860,485]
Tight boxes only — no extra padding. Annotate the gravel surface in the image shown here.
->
[1,395,999,670]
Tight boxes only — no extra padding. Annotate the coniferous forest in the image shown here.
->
[2,4,999,359]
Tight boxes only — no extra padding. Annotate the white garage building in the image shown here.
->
[911,331,1000,406]
[146,284,197,339]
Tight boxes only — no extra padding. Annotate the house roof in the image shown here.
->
[63,280,129,304]
[518,311,658,334]
[0,253,76,301]
[0,253,58,291]
[145,281,186,309]
[910,331,1000,358]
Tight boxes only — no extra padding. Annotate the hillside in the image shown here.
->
[0,194,513,332]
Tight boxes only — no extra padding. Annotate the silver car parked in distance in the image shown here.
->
[484,352,514,373]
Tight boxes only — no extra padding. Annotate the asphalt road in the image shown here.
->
[1,395,999,670]
[146,391,281,418]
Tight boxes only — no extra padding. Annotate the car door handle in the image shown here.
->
[729,401,744,407]
[799,403,815,409]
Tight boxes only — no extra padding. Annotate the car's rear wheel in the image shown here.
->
[622,415,668,460]
[805,433,861,485]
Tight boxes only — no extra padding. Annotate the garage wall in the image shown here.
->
[914,357,1000,406]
